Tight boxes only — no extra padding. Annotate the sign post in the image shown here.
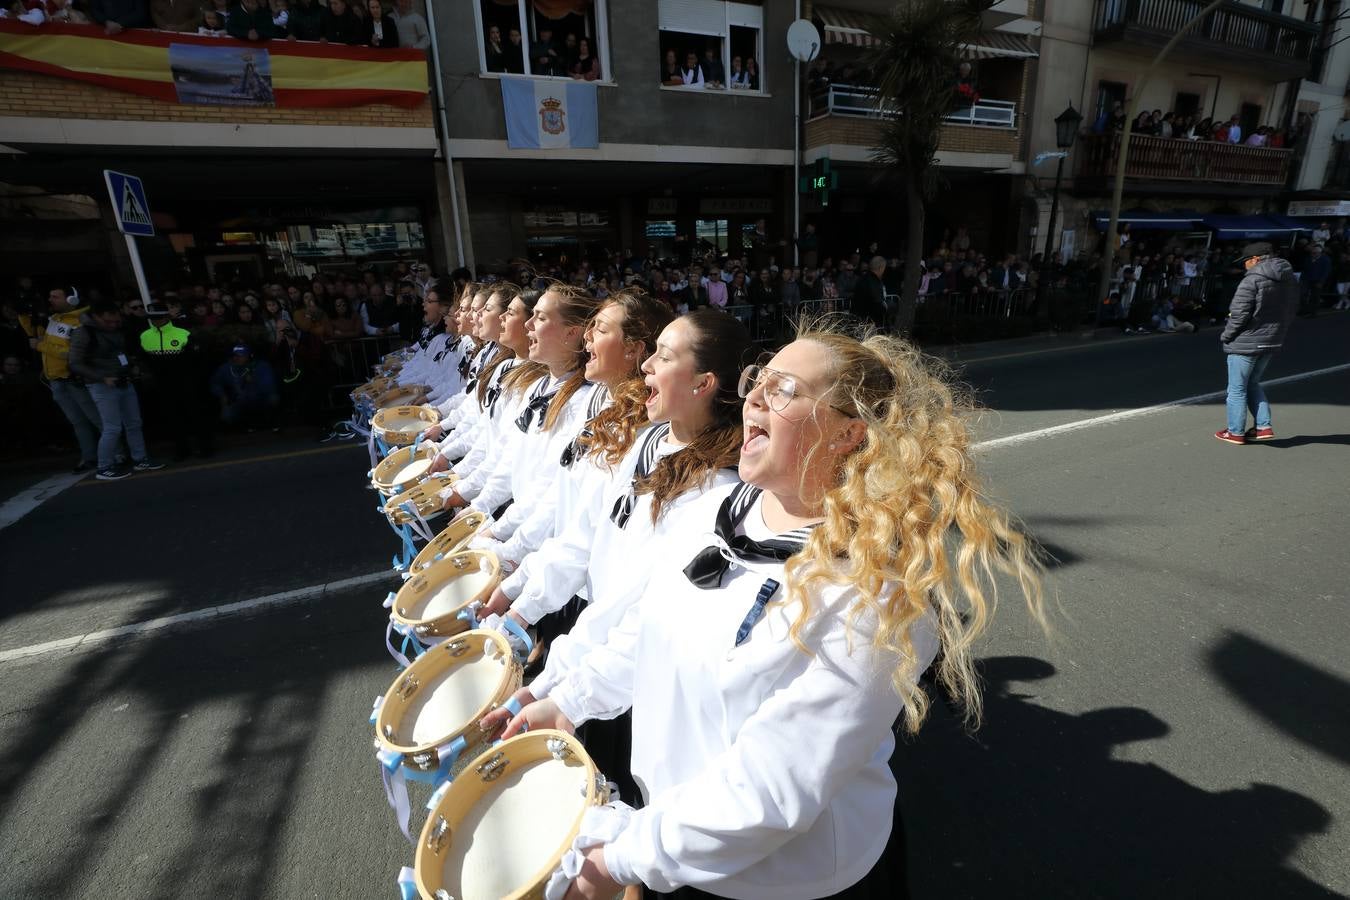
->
[102,170,155,306]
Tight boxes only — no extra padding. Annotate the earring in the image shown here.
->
[692,389,699,395]
[828,443,837,451]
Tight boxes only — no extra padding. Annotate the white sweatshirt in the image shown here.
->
[548,486,940,899]
[447,366,546,506]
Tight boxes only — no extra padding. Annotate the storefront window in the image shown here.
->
[696,218,730,254]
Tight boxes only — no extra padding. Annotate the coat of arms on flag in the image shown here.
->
[539,96,566,136]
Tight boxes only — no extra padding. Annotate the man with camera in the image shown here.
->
[69,300,165,480]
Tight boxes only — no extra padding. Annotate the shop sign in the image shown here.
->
[699,198,773,215]
[647,198,678,215]
[1287,200,1350,217]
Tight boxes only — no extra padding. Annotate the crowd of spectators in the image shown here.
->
[1,0,430,48]
[483,23,599,80]
[659,43,758,90]
[1090,102,1314,150]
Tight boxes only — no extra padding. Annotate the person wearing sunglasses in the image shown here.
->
[493,321,1047,900]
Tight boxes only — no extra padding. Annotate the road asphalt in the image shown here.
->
[1,314,1347,899]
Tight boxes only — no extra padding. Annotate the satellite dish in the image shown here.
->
[787,19,821,63]
[1334,120,1350,142]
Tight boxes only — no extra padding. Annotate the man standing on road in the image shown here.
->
[851,256,890,331]
[24,287,102,473]
[69,301,165,480]
[1215,242,1298,445]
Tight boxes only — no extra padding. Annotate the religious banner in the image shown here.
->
[0,20,427,108]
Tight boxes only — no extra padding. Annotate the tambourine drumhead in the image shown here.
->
[408,510,488,574]
[375,629,521,758]
[372,444,438,495]
[373,405,440,447]
[383,476,458,525]
[416,731,605,900]
[391,549,499,638]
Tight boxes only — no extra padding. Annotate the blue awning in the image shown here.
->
[1201,214,1307,240]
[1091,209,1202,231]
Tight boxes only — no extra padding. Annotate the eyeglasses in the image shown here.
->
[738,364,841,414]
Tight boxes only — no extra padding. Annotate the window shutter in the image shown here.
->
[658,0,727,36]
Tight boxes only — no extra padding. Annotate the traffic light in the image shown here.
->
[799,157,838,207]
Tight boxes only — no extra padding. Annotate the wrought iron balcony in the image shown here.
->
[807,83,1017,129]
[1077,132,1292,192]
[1092,0,1319,81]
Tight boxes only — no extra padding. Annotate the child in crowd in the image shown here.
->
[198,8,227,35]
[210,0,229,26]
[43,0,89,22]
[269,0,288,33]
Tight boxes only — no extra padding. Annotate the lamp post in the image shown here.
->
[1035,103,1082,327]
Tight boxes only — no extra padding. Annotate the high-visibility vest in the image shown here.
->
[140,322,191,355]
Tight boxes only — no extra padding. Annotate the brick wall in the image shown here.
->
[0,71,432,128]
[804,116,1021,158]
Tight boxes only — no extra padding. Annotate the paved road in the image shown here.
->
[1,315,1348,899]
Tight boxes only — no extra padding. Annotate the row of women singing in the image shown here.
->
[398,278,1046,900]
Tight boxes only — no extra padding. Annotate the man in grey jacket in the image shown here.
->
[1215,242,1299,445]
[69,301,164,480]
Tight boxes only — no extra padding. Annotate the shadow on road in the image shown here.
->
[1255,433,1350,449]
[1209,631,1350,769]
[896,656,1341,899]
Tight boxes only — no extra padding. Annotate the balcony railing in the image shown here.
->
[1093,0,1318,77]
[808,83,1017,129]
[1077,133,1292,187]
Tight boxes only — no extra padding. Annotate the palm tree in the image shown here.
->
[866,0,992,334]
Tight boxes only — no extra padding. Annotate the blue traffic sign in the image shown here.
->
[103,170,155,237]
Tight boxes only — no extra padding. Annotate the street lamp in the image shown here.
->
[1036,103,1082,326]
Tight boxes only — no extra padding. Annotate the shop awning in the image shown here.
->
[960,32,1038,60]
[1201,214,1307,240]
[815,5,877,47]
[1092,209,1201,231]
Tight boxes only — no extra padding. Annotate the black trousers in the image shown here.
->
[652,803,908,900]
[576,711,640,808]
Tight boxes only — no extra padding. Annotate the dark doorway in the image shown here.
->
[1095,80,1127,121]
[1240,102,1263,137]
[1174,91,1201,119]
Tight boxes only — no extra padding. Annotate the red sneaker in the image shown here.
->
[1245,427,1275,441]
[1214,429,1246,445]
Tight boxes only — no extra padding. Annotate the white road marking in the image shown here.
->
[973,362,1350,451]
[0,471,88,531]
[3,360,1346,665]
[0,570,392,665]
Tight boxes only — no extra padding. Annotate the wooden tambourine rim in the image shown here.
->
[375,628,522,759]
[383,475,458,524]
[414,730,604,900]
[377,384,430,409]
[353,376,393,400]
[373,405,441,446]
[372,443,438,494]
[408,510,489,574]
[390,549,501,635]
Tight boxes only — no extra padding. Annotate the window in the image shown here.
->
[476,0,610,81]
[696,218,730,254]
[657,0,763,92]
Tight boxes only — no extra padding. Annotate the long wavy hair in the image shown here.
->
[634,308,752,522]
[475,283,521,407]
[782,319,1047,733]
[538,282,603,432]
[578,290,675,467]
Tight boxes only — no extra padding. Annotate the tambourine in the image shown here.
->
[372,443,440,497]
[406,510,489,576]
[376,384,430,409]
[389,549,500,642]
[373,405,441,448]
[383,476,458,527]
[352,375,394,402]
[412,730,612,900]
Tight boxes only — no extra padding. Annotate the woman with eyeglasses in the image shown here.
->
[491,321,1046,900]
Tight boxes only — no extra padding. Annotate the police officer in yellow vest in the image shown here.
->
[24,286,103,472]
[140,303,214,459]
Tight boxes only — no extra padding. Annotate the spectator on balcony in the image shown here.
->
[745,56,759,90]
[149,0,196,31]
[40,0,91,24]
[269,0,288,35]
[287,0,320,40]
[485,23,507,72]
[227,0,278,41]
[728,55,750,89]
[389,0,427,49]
[197,9,225,34]
[660,49,683,86]
[87,0,146,34]
[700,45,725,88]
[570,37,598,80]
[361,0,398,47]
[320,0,360,45]
[954,60,978,108]
[532,25,564,76]
[680,51,705,87]
[1159,111,1175,139]
[1225,115,1242,144]
[560,31,578,68]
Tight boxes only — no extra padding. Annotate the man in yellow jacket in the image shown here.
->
[25,287,102,472]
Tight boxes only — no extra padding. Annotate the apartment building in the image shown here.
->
[0,17,439,289]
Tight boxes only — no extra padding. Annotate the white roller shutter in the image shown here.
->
[726,1,761,29]
[658,0,727,36]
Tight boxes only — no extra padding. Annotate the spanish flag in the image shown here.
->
[0,19,427,108]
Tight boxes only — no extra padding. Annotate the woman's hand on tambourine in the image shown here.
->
[427,453,449,473]
[478,685,536,739]
[424,425,445,443]
[440,489,465,511]
[481,586,513,619]
[563,846,623,900]
[498,697,574,741]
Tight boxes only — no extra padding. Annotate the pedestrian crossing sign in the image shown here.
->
[103,170,155,237]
